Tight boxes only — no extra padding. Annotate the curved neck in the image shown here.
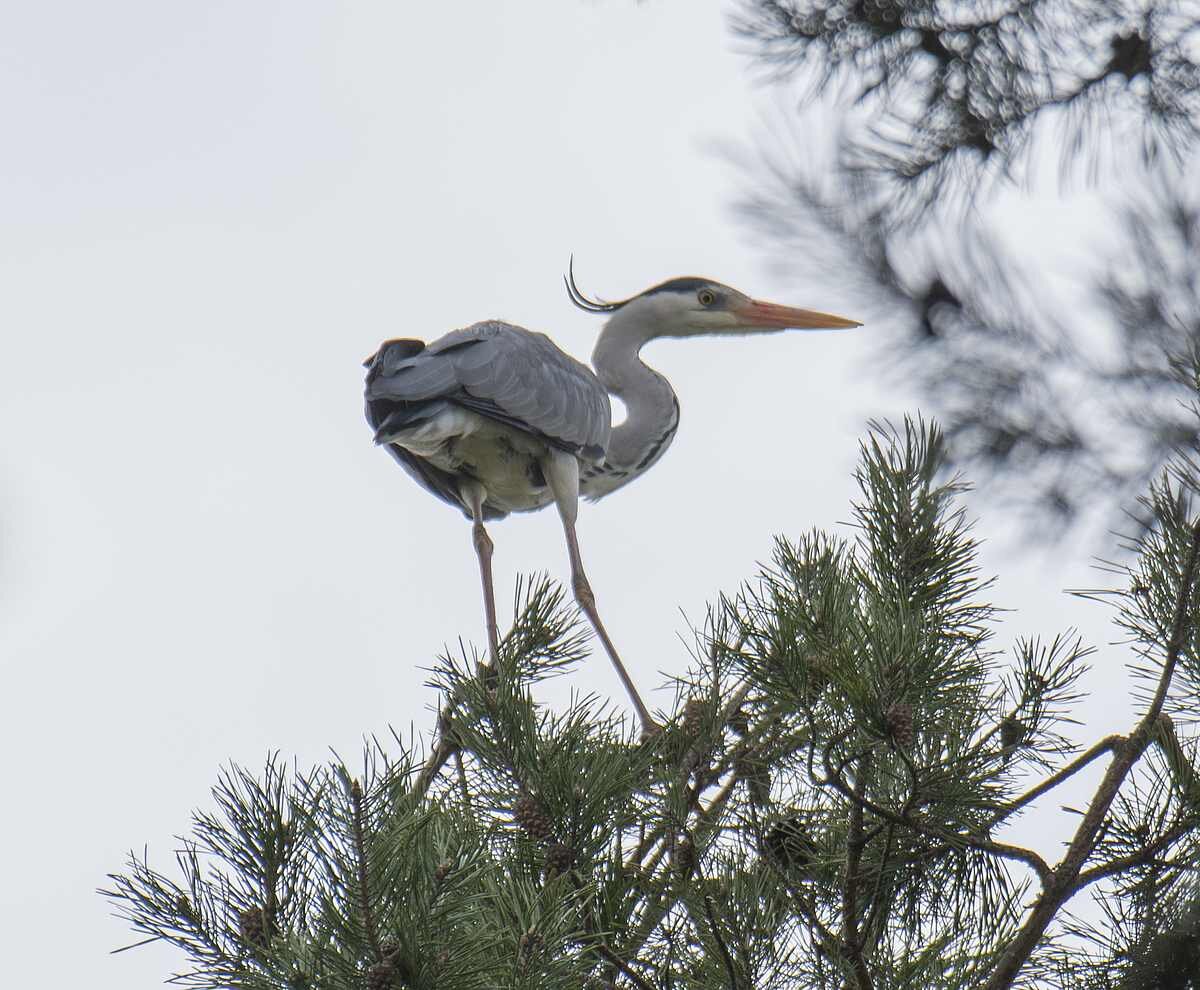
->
[590,309,680,481]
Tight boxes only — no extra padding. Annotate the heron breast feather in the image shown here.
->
[389,406,556,512]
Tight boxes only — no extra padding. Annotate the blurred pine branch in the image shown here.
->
[732,0,1200,543]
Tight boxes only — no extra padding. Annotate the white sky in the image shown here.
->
[1,2,1134,985]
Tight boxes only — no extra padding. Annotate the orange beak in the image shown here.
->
[733,299,862,330]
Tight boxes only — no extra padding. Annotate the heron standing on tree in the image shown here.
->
[364,265,860,733]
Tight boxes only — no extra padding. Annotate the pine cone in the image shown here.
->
[802,653,831,701]
[737,747,772,806]
[1000,716,1027,759]
[764,815,811,871]
[682,698,706,737]
[434,860,452,885]
[885,702,915,749]
[672,835,696,877]
[238,906,271,947]
[544,842,576,878]
[365,959,395,990]
[513,793,552,841]
[512,792,554,842]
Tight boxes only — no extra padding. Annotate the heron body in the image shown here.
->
[365,321,611,519]
[365,269,860,731]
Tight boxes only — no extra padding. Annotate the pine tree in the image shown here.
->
[732,0,1200,541]
[105,406,1200,988]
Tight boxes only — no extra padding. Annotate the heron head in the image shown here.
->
[566,263,861,339]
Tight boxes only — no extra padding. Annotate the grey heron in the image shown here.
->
[364,266,860,733]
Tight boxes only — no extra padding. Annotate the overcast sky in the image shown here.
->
[1,2,1132,985]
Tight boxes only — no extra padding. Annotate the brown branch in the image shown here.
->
[987,735,1124,827]
[983,516,1200,990]
[569,872,657,990]
[841,755,874,990]
[703,892,741,990]
[616,778,741,971]
[1074,818,1200,890]
[822,745,1052,882]
[413,704,462,800]
[861,820,897,948]
[349,780,382,962]
[626,684,759,871]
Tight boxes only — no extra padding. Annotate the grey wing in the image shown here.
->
[365,321,611,462]
[362,337,505,520]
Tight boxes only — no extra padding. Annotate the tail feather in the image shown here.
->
[369,399,448,445]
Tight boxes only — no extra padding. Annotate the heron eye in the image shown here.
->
[697,288,717,306]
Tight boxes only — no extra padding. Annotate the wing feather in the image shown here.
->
[365,321,610,461]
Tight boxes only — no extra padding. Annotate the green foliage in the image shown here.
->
[106,418,1200,989]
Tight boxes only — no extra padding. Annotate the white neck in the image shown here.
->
[590,307,680,486]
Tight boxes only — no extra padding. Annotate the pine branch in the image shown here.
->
[349,779,382,963]
[841,755,874,990]
[989,736,1124,825]
[702,891,741,990]
[568,872,656,990]
[984,515,1200,989]
[615,777,741,971]
[626,682,754,870]
[1116,886,1200,990]
[820,739,1053,883]
[110,415,1200,989]
[1074,818,1200,891]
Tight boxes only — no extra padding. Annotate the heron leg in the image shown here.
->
[543,452,659,735]
[461,481,501,666]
